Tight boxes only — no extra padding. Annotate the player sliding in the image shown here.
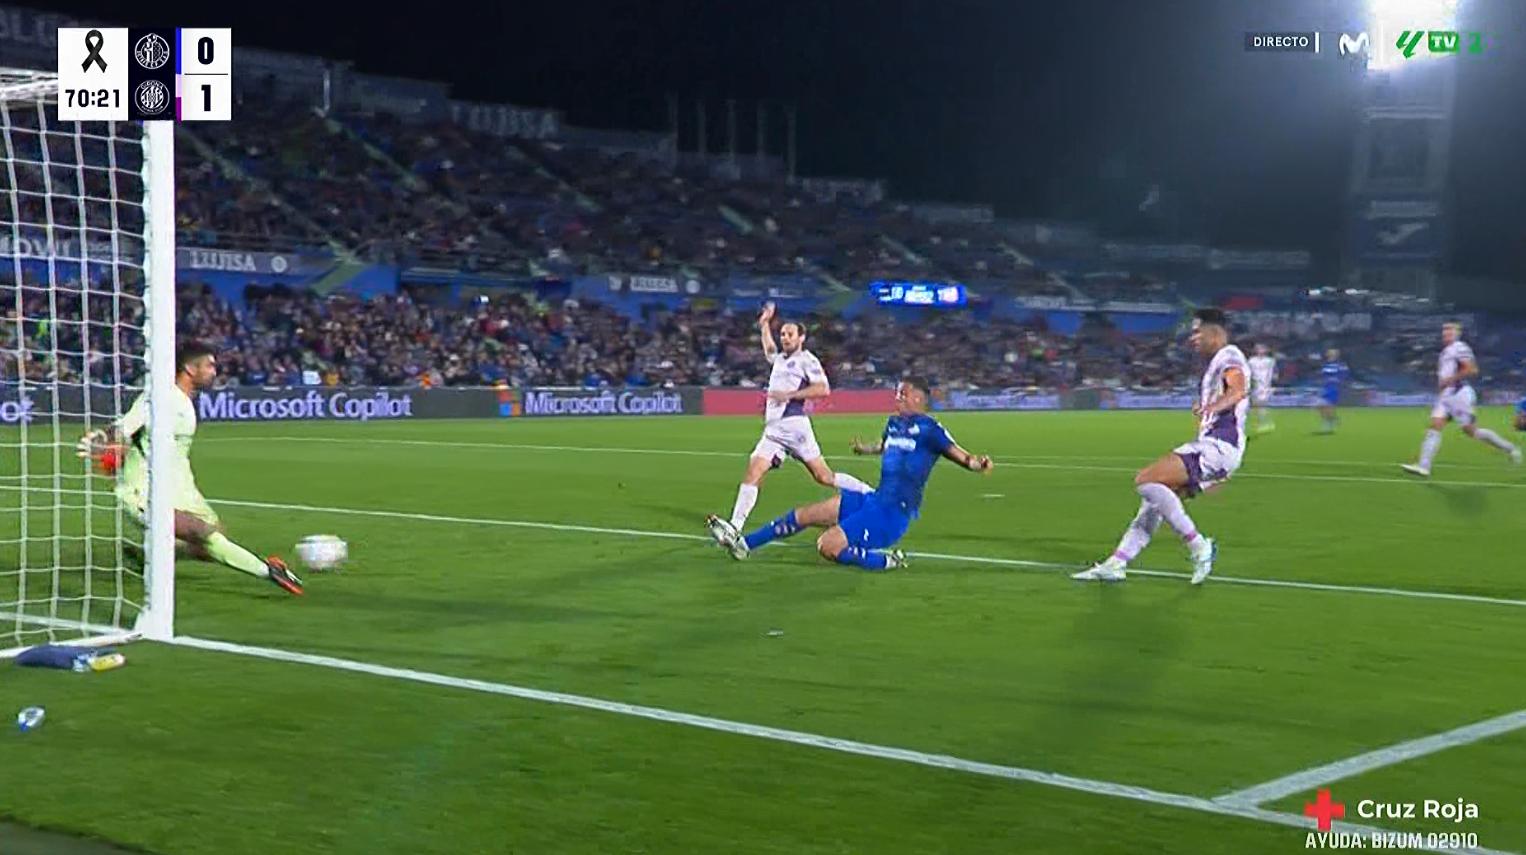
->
[1400,322,1521,477]
[706,303,871,545]
[708,377,993,571]
[1074,308,1247,585]
[1248,343,1276,434]
[76,343,304,595]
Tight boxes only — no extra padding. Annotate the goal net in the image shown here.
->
[1,68,177,656]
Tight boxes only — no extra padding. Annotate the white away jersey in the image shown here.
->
[1248,355,1276,389]
[1198,344,1250,450]
[1438,341,1475,392]
[765,349,827,423]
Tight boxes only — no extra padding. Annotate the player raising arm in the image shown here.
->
[76,342,304,595]
[1074,308,1248,585]
[706,303,871,545]
[1401,322,1521,476]
[710,377,993,571]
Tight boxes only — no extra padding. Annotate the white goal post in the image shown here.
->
[0,67,176,655]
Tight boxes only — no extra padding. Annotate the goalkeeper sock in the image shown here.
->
[744,510,801,551]
[832,472,872,493]
[833,546,890,571]
[204,532,271,578]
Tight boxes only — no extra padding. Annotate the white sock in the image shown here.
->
[1137,482,1203,548]
[1473,428,1518,454]
[1417,429,1442,469]
[833,472,872,493]
[1111,499,1161,564]
[730,483,759,529]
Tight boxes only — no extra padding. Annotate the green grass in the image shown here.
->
[2,407,1523,854]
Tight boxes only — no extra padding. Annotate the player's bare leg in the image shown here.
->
[175,510,302,595]
[801,456,872,494]
[1318,403,1338,434]
[814,525,906,572]
[1075,453,1215,584]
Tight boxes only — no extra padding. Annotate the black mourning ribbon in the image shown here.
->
[81,30,108,73]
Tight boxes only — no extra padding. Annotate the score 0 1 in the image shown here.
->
[177,28,232,121]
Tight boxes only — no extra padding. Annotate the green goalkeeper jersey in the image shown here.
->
[115,386,208,515]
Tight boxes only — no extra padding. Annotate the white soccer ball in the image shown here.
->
[295,535,348,571]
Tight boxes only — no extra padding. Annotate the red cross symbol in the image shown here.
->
[1304,789,1346,831]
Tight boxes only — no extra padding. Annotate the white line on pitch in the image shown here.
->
[201,436,1526,489]
[1215,709,1526,808]
[167,634,1516,855]
[211,497,1526,610]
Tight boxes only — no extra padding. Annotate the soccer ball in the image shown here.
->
[295,535,348,571]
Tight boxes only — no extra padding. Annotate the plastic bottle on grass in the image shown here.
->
[71,652,127,672]
[17,706,45,732]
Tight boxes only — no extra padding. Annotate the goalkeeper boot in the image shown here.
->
[265,557,305,596]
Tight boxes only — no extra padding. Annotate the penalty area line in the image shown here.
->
[1215,709,1526,808]
[167,634,1515,855]
[212,497,1526,610]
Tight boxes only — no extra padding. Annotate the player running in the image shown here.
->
[706,303,870,544]
[1073,308,1247,585]
[708,377,993,571]
[1401,322,1521,477]
[1317,348,1348,434]
[1248,343,1277,434]
[76,343,304,595]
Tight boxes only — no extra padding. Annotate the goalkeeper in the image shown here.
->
[77,342,304,596]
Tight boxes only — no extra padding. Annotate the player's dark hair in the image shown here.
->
[1193,307,1229,329]
[780,320,807,338]
[901,375,932,397]
[176,341,215,374]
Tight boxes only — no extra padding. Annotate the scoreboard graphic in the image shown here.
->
[55,27,232,121]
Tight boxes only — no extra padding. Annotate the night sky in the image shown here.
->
[46,0,1526,280]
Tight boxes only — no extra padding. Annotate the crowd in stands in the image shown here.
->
[166,103,1085,296]
[138,285,1526,394]
[4,278,1522,398]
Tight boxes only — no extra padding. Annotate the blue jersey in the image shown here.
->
[1518,397,1526,415]
[875,413,955,515]
[1321,361,1349,390]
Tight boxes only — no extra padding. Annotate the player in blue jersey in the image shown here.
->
[707,377,994,571]
[1516,396,1526,432]
[1317,348,1349,434]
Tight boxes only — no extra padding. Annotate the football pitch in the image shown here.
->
[2,408,1524,855]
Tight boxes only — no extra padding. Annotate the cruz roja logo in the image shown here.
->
[1338,32,1369,58]
[1301,790,1483,851]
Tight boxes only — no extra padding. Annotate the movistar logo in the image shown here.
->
[1338,32,1368,57]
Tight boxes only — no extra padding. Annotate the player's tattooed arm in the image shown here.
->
[850,436,884,456]
[1204,367,1248,416]
[942,444,995,473]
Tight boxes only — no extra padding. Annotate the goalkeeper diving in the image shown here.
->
[76,342,304,596]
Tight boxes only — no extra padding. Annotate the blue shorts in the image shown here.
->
[836,489,911,550]
[1321,386,1340,405]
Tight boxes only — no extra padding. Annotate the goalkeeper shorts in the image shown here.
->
[118,488,222,531]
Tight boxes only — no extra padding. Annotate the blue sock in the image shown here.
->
[744,510,800,551]
[834,546,890,571]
